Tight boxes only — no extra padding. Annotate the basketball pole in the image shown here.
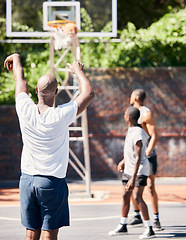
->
[71,36,92,195]
[49,34,92,197]
[81,110,91,195]
[50,37,55,75]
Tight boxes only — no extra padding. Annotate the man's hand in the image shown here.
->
[4,53,28,99]
[117,159,125,172]
[4,53,19,72]
[146,149,151,158]
[67,61,84,74]
[125,178,135,192]
[67,61,94,116]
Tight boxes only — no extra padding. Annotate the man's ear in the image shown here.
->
[55,88,58,95]
[126,115,130,122]
[36,87,38,94]
[134,95,139,103]
[124,113,129,123]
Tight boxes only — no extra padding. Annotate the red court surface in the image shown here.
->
[0,179,186,205]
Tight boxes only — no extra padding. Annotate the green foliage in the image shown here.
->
[0,18,50,104]
[0,50,50,104]
[117,0,185,30]
[80,8,94,33]
[80,8,186,67]
[0,8,186,105]
[0,72,15,104]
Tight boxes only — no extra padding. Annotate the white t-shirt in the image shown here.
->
[138,106,151,125]
[16,92,78,178]
[124,126,149,176]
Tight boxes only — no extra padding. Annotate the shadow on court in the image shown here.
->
[159,226,186,238]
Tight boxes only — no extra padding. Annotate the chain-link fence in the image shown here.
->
[84,67,186,136]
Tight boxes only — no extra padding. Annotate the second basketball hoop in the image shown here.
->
[47,20,78,50]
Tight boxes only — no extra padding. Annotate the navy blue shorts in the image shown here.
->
[19,173,69,231]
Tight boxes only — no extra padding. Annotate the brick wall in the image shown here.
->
[66,136,186,179]
[0,106,22,180]
[0,67,185,181]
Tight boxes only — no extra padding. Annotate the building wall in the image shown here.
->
[0,67,185,181]
[0,106,22,180]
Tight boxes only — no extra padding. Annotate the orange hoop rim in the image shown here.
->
[47,20,76,28]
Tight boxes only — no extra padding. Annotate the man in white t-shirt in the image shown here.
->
[109,106,155,239]
[4,53,94,240]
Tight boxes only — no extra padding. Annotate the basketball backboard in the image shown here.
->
[6,0,117,38]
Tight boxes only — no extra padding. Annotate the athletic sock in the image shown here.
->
[120,217,128,225]
[144,220,152,228]
[154,213,159,220]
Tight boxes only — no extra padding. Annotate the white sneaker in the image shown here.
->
[108,223,128,236]
[139,227,155,239]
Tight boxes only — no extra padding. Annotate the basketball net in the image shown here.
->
[47,20,78,50]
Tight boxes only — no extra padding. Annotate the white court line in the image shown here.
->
[0,201,185,207]
[0,213,134,222]
[0,215,125,222]
[0,216,20,221]
[69,201,186,206]
[0,203,185,222]
[0,202,184,208]
[0,205,20,207]
[71,215,121,221]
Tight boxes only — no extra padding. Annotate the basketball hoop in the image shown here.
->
[47,20,78,50]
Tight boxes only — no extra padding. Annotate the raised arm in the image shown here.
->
[141,111,159,157]
[4,53,28,100]
[67,62,94,115]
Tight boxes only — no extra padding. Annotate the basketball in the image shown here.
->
[64,22,78,34]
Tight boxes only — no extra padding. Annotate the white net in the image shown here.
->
[53,27,72,50]
[48,21,78,50]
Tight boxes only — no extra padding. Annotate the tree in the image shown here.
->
[117,0,185,30]
[0,0,185,32]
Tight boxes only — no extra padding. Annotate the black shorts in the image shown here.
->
[148,155,157,175]
[122,173,148,187]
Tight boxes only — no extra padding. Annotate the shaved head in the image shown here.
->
[130,89,146,105]
[126,106,140,122]
[37,74,57,96]
[133,89,146,103]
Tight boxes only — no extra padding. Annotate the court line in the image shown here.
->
[0,215,125,222]
[0,216,20,221]
[71,215,121,221]
[0,201,184,208]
